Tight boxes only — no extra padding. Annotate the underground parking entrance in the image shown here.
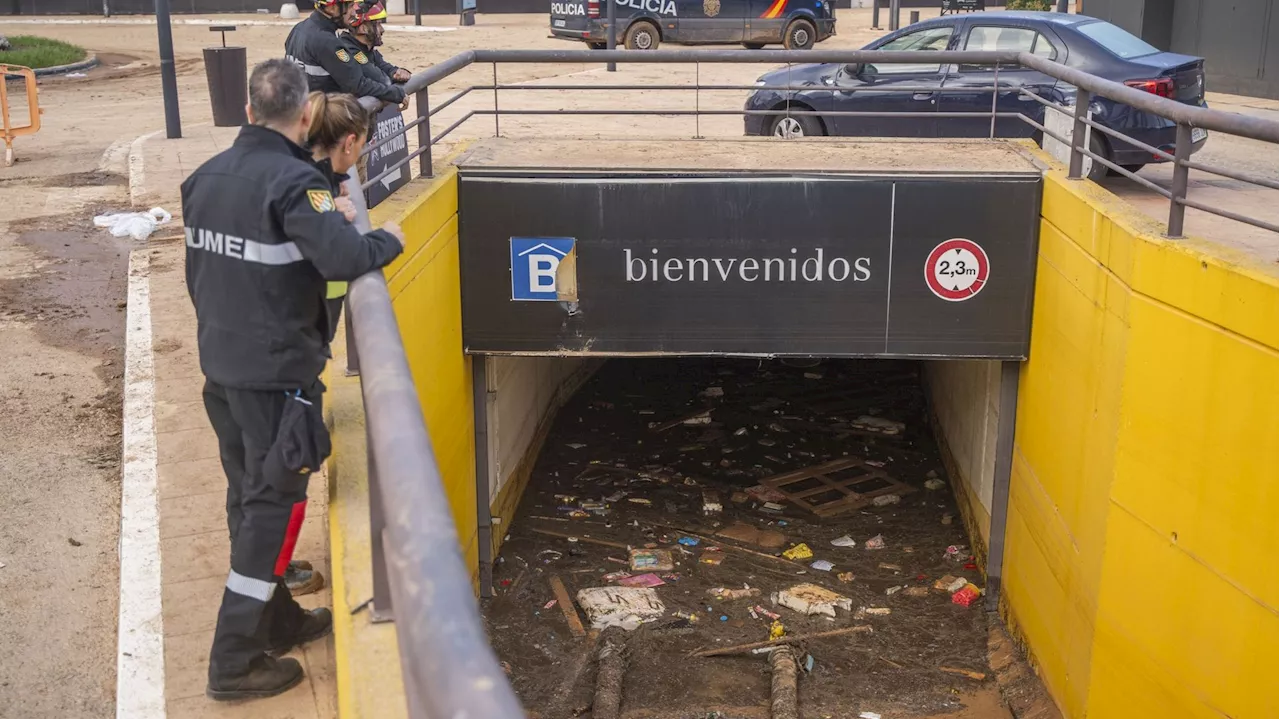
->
[437,138,1045,717]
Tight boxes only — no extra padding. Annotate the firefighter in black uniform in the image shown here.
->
[182,58,403,700]
[284,0,404,104]
[341,2,411,86]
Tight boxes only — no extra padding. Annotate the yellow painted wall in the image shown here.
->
[376,168,479,585]
[1004,160,1278,718]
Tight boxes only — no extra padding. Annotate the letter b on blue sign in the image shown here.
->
[511,237,575,301]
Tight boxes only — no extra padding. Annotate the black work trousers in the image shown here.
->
[203,379,320,679]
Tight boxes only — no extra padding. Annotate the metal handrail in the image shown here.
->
[341,48,1278,719]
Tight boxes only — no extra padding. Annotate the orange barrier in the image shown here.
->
[0,65,41,167]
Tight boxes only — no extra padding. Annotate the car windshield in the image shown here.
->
[1076,20,1160,59]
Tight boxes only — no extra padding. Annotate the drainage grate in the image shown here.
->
[759,457,914,518]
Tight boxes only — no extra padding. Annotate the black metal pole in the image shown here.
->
[871,0,880,30]
[155,0,181,139]
[888,0,900,31]
[606,0,617,72]
[415,0,422,26]
[1056,0,1068,12]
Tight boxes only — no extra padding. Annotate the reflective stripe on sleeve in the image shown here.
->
[302,64,331,77]
[226,569,276,602]
[242,239,304,265]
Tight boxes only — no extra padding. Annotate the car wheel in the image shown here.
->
[624,21,660,50]
[783,19,816,50]
[770,112,823,138]
[1115,163,1146,175]
[743,42,766,50]
[587,42,607,50]
[1085,131,1109,183]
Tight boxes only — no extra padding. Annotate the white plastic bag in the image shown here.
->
[93,207,171,241]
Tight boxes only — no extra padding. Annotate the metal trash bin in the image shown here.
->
[204,26,247,127]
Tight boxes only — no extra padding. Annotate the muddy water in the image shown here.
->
[483,358,1001,718]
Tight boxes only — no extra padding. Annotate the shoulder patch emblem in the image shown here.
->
[307,189,336,213]
[354,51,369,64]
[336,48,351,63]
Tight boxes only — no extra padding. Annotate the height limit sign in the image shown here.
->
[925,238,989,302]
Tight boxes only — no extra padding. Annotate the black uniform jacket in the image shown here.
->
[285,11,404,103]
[181,125,402,390]
[339,33,402,86]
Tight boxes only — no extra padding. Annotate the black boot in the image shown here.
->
[207,655,304,701]
[269,607,333,657]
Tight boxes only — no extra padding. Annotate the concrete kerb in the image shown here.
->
[33,53,100,77]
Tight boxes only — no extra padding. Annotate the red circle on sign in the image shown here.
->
[924,238,990,302]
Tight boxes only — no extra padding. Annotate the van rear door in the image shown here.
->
[676,0,745,43]
[551,0,592,35]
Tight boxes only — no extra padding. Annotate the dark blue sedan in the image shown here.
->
[744,11,1208,179]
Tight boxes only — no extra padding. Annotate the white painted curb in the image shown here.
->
[116,249,166,719]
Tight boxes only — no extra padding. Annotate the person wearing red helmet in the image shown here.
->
[284,0,404,104]
[342,2,412,87]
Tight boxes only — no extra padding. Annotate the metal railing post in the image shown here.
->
[415,87,433,178]
[694,62,702,139]
[493,63,500,137]
[606,0,617,72]
[889,0,900,31]
[367,426,394,622]
[1068,86,1089,179]
[1166,123,1192,238]
[989,62,999,139]
[872,0,881,30]
[344,298,360,376]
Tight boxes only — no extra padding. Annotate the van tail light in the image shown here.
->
[1125,77,1175,99]
[587,0,600,17]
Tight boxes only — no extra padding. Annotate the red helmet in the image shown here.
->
[312,0,344,6]
[349,1,388,26]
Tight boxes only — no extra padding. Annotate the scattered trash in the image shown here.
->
[925,478,947,490]
[804,654,815,672]
[602,571,632,582]
[700,554,724,566]
[746,485,788,503]
[603,491,627,502]
[830,535,858,548]
[650,409,713,432]
[803,372,823,380]
[673,611,699,622]
[730,491,749,503]
[566,443,587,449]
[628,497,652,505]
[769,620,787,639]
[940,666,987,680]
[951,583,982,607]
[700,386,724,398]
[702,490,722,514]
[716,522,787,549]
[864,535,886,550]
[618,573,666,588]
[944,545,967,561]
[905,586,930,597]
[708,586,761,600]
[859,712,883,719]
[941,513,954,525]
[576,587,666,631]
[851,416,905,435]
[544,599,558,609]
[677,536,700,547]
[754,604,781,620]
[773,583,852,618]
[862,607,891,617]
[837,572,855,583]
[871,494,900,507]
[877,563,902,572]
[94,207,171,241]
[760,502,787,513]
[781,543,813,561]
[884,586,902,596]
[629,548,674,572]
[809,560,834,572]
[68,538,82,547]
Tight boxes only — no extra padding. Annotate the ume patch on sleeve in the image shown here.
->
[336,49,351,63]
[307,189,336,213]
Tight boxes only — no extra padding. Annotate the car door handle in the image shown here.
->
[912,93,933,101]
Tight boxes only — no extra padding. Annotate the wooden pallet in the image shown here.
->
[758,457,914,518]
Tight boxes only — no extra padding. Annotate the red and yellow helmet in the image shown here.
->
[349,1,388,26]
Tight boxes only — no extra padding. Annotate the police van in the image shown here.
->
[550,0,836,51]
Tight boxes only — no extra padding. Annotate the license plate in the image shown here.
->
[553,18,566,27]
[1191,127,1207,143]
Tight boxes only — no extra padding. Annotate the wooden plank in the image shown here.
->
[549,575,587,637]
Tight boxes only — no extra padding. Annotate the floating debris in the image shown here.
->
[773,583,852,618]
[576,587,665,631]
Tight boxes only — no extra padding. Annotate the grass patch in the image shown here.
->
[1,35,88,70]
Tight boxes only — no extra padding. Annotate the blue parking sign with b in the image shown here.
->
[511,237,576,301]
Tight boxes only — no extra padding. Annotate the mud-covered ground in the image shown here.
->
[483,358,1004,718]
